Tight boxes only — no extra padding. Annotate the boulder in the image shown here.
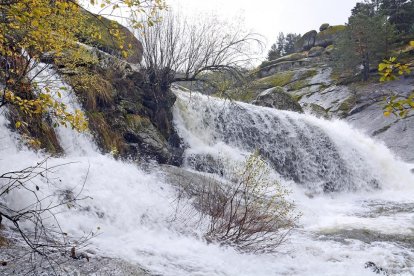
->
[161,165,224,198]
[302,103,330,119]
[252,87,303,113]
[124,115,172,163]
[315,25,346,48]
[294,30,317,52]
[319,23,330,32]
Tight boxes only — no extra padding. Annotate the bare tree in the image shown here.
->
[136,11,264,87]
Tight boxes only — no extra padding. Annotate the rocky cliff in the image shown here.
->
[229,23,414,162]
[14,12,182,165]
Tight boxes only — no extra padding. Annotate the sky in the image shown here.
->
[168,0,360,47]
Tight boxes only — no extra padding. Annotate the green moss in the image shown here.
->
[76,10,142,63]
[88,112,125,154]
[300,69,318,79]
[338,96,357,112]
[288,79,310,91]
[322,25,346,35]
[285,69,317,91]
[257,71,296,87]
[292,94,304,102]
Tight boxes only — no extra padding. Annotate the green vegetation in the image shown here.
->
[378,42,414,118]
[267,32,301,61]
[258,71,296,87]
[0,0,165,146]
[202,152,299,253]
[332,2,396,81]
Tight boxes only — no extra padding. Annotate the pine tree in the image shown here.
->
[333,3,396,81]
[284,33,301,55]
[379,0,414,33]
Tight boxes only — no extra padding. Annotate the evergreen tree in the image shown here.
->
[267,32,300,61]
[267,32,285,61]
[267,43,281,61]
[284,33,301,55]
[379,0,414,33]
[333,4,396,81]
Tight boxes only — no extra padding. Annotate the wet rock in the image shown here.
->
[302,103,330,119]
[161,165,223,198]
[252,87,303,113]
[364,262,388,275]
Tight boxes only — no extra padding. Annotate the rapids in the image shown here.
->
[0,70,413,275]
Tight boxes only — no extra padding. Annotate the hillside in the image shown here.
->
[226,23,414,162]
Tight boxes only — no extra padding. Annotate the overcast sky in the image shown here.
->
[168,0,360,47]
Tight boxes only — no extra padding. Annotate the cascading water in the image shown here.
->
[1,70,414,275]
[173,89,413,194]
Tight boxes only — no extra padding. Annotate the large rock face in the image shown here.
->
[252,87,303,113]
[55,45,182,164]
[294,30,317,52]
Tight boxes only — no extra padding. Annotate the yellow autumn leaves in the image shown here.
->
[378,41,414,118]
[1,0,165,138]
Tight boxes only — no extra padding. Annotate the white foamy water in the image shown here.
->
[1,72,414,275]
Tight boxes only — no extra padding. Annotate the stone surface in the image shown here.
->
[315,25,346,48]
[294,30,317,52]
[308,46,325,57]
[319,23,330,32]
[252,87,303,113]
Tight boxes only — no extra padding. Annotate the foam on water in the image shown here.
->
[1,72,414,275]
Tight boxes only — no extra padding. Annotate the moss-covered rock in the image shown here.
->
[308,46,325,57]
[315,25,346,48]
[76,10,143,63]
[252,87,303,113]
[303,103,330,119]
[257,71,296,88]
[7,106,63,155]
[56,44,181,164]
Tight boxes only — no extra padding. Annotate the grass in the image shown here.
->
[88,112,125,155]
[67,72,114,111]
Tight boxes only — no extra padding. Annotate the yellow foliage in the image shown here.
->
[378,57,411,82]
[378,43,414,118]
[0,0,165,134]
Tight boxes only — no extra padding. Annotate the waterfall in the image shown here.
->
[1,75,414,275]
[173,89,413,194]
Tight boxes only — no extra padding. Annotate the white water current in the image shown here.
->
[1,69,414,275]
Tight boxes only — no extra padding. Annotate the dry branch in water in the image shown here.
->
[175,153,300,254]
[0,158,92,274]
